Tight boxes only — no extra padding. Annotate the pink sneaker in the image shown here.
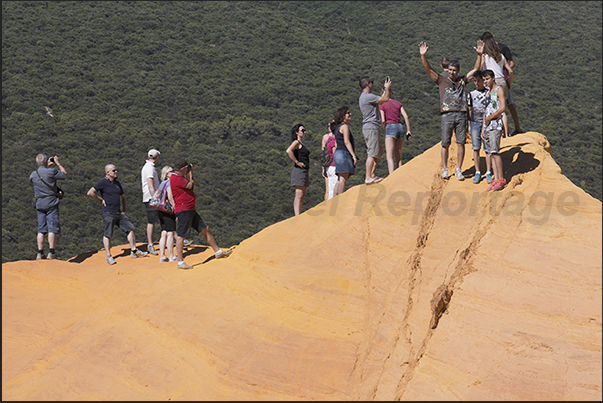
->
[492,179,506,191]
[486,179,499,191]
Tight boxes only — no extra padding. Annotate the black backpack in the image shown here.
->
[319,138,334,167]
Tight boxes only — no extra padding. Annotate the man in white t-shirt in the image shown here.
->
[141,148,161,255]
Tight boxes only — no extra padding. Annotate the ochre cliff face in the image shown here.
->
[3,132,602,401]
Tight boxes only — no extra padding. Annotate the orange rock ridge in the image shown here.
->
[2,132,601,400]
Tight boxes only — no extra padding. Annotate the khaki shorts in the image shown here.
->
[362,126,383,159]
[495,77,509,101]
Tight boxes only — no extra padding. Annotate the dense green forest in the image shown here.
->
[3,1,602,263]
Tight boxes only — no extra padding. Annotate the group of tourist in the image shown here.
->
[31,149,231,268]
[286,31,523,214]
[31,31,523,261]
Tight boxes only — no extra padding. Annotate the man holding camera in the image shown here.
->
[358,75,391,185]
[30,154,67,260]
[170,159,232,269]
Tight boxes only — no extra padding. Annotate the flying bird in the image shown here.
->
[45,106,54,117]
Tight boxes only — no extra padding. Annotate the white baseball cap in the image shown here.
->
[148,149,161,158]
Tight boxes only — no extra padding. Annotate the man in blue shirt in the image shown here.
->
[87,163,148,265]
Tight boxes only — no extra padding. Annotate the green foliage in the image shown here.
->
[3,1,602,263]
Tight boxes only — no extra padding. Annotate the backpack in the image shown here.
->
[149,180,173,214]
[320,137,335,167]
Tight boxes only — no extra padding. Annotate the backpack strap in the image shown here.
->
[36,167,60,197]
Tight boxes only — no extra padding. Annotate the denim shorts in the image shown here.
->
[333,149,355,175]
[37,205,60,234]
[441,112,468,146]
[385,123,405,139]
[470,120,487,151]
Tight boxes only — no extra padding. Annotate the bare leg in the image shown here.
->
[48,232,56,249]
[396,138,405,169]
[334,173,349,197]
[159,230,167,257]
[323,174,328,201]
[176,235,185,262]
[486,153,492,173]
[201,227,219,253]
[441,145,450,170]
[37,232,45,250]
[473,149,481,173]
[385,137,396,174]
[147,223,154,246]
[103,236,112,257]
[371,157,380,178]
[492,154,504,180]
[167,231,175,259]
[127,230,137,249]
[502,113,509,138]
[365,157,376,182]
[293,186,306,216]
[456,143,465,170]
[507,104,521,132]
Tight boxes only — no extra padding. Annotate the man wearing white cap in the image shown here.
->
[141,148,161,255]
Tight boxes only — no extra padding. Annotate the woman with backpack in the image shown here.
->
[156,165,178,262]
[320,121,337,201]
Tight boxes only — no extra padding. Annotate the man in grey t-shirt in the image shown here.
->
[359,76,391,184]
[29,153,67,260]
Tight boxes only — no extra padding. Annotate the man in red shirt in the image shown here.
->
[170,159,232,269]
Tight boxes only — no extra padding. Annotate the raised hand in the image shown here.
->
[474,39,484,54]
[418,41,429,55]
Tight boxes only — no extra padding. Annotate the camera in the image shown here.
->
[385,76,391,83]
[49,157,55,163]
[406,132,412,140]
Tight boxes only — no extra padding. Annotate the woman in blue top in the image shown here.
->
[332,106,358,197]
[286,123,310,216]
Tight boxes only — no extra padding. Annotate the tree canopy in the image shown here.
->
[3,1,601,263]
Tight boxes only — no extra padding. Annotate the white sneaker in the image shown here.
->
[159,255,169,263]
[177,261,193,270]
[183,239,194,247]
[441,168,448,179]
[455,168,465,181]
[148,244,158,255]
[36,252,44,260]
[106,256,116,265]
[169,256,179,262]
[131,249,148,258]
[215,249,233,259]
